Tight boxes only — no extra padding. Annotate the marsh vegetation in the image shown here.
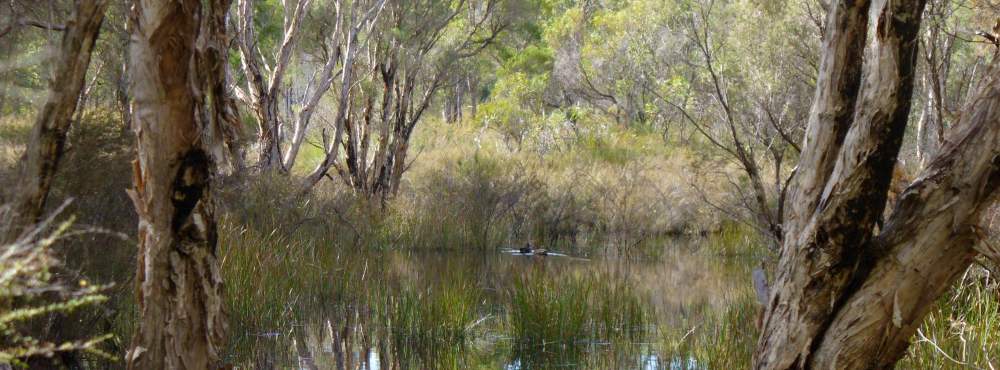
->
[2,0,1000,369]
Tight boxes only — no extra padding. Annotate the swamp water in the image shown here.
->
[223,238,761,369]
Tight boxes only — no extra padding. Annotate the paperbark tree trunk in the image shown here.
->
[200,0,245,175]
[755,0,1000,368]
[126,0,227,368]
[810,80,1000,365]
[281,7,344,171]
[3,0,107,241]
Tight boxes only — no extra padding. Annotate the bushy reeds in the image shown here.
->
[900,265,1000,369]
[505,270,649,349]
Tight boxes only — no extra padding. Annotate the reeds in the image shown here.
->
[901,265,1000,369]
[3,113,999,369]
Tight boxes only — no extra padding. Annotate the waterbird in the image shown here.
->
[518,242,533,254]
[508,242,562,256]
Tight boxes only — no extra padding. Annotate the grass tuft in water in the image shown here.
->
[376,280,482,349]
[506,270,648,349]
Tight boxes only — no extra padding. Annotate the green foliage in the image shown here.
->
[396,151,542,250]
[3,1,999,369]
[0,218,113,367]
[476,70,551,150]
[251,0,286,61]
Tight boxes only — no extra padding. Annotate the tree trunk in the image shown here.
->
[236,0,312,173]
[3,0,107,241]
[468,76,479,118]
[810,80,1000,365]
[126,0,226,368]
[915,74,942,168]
[302,11,374,190]
[199,0,245,175]
[782,0,871,240]
[755,0,1000,368]
[282,19,343,171]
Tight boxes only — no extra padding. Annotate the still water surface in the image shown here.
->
[231,240,759,369]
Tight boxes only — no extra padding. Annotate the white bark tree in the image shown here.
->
[303,0,508,200]
[235,0,312,171]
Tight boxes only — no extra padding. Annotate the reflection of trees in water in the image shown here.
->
[230,243,755,369]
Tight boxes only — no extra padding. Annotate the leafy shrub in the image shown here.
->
[0,208,112,368]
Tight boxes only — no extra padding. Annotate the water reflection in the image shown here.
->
[229,240,758,369]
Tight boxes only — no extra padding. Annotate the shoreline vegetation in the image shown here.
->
[2,114,997,368]
[2,0,998,368]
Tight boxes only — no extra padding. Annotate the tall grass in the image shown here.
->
[371,277,483,365]
[218,217,369,364]
[656,296,758,369]
[507,273,591,348]
[505,270,649,350]
[901,266,1000,369]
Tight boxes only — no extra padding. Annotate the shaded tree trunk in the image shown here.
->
[915,1,955,169]
[199,0,245,174]
[442,74,467,123]
[3,0,107,241]
[125,0,226,368]
[468,76,479,118]
[755,0,1000,368]
[809,85,1000,365]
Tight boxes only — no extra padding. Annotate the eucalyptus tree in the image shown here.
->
[235,0,313,171]
[557,0,817,243]
[755,0,1000,368]
[303,0,513,200]
[234,0,391,173]
[2,0,107,242]
[654,0,815,243]
[914,0,994,169]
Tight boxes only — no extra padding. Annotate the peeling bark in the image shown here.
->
[755,0,1000,369]
[199,0,245,174]
[814,73,1000,365]
[783,0,871,240]
[758,0,928,367]
[4,0,107,241]
[126,0,226,368]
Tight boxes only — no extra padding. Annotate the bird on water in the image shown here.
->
[518,242,549,256]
